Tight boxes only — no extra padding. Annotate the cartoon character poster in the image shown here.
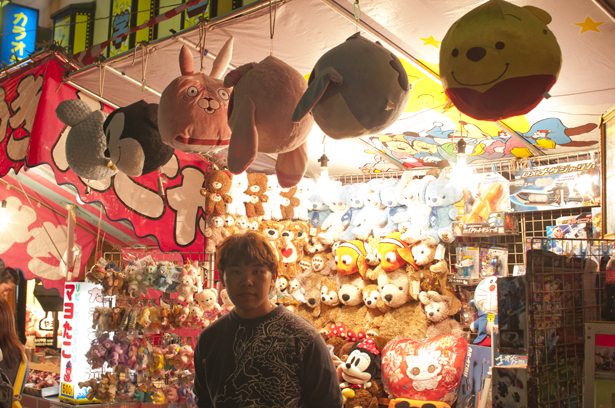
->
[109,0,133,58]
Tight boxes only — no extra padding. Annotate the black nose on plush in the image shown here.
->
[345,362,351,369]
[432,197,437,203]
[342,294,350,302]
[367,300,372,305]
[429,312,434,317]
[385,294,393,302]
[267,230,275,236]
[466,47,486,62]
[308,298,316,306]
[322,296,326,301]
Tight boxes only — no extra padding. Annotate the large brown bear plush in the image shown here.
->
[201,170,233,215]
[244,173,268,217]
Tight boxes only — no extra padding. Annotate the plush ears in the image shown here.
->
[158,38,234,153]
[439,0,561,121]
[223,56,314,188]
[56,99,118,180]
[103,100,174,176]
[292,32,410,140]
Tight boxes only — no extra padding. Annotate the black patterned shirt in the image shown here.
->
[193,306,343,408]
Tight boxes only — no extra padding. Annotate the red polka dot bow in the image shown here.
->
[347,330,366,343]
[329,323,346,338]
[357,338,380,355]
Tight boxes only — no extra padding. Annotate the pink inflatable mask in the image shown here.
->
[158,38,234,153]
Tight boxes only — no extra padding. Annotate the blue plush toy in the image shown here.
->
[307,192,332,228]
[154,265,173,292]
[419,175,463,244]
[338,183,368,241]
[373,178,404,238]
[470,276,499,346]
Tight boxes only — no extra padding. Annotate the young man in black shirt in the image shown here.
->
[193,230,343,408]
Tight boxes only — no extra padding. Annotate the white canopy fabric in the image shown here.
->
[68,0,615,178]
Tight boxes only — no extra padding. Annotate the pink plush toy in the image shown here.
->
[158,38,234,153]
[223,56,314,188]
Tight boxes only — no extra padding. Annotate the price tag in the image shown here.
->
[435,244,446,261]
[487,313,495,322]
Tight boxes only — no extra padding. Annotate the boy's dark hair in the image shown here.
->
[0,267,19,285]
[215,230,280,277]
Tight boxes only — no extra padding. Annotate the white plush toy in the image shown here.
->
[263,174,284,221]
[318,181,348,244]
[394,173,435,244]
[352,179,388,240]
[226,172,250,216]
[294,178,315,221]
[195,288,221,323]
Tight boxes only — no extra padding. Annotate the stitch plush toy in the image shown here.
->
[280,186,300,220]
[419,291,464,338]
[263,174,284,221]
[56,99,117,181]
[419,175,463,244]
[223,56,314,188]
[158,39,233,153]
[226,171,249,216]
[204,215,231,253]
[244,173,268,217]
[202,170,233,215]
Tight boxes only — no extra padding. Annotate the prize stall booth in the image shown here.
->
[1,0,615,407]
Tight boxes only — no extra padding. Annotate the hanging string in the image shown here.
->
[196,20,208,72]
[353,0,361,33]
[96,57,106,97]
[132,41,150,97]
[94,205,104,260]
[269,0,277,55]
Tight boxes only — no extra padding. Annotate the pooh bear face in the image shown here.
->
[439,0,562,121]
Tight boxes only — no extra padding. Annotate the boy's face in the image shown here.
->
[220,261,276,319]
[0,281,16,297]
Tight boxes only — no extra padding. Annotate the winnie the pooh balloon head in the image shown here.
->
[158,38,234,153]
[439,0,561,121]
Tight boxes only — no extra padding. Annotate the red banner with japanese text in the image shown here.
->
[20,56,210,254]
[0,187,97,295]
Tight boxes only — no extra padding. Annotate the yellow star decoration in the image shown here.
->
[420,36,441,48]
[574,16,604,33]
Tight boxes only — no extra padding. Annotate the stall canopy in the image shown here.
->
[0,0,613,281]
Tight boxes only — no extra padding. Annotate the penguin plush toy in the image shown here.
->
[103,100,175,177]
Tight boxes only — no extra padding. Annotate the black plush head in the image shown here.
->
[104,100,174,176]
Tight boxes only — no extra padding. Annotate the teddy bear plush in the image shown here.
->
[263,174,284,221]
[338,183,368,241]
[201,170,233,215]
[177,273,199,304]
[295,272,325,323]
[313,277,340,330]
[280,186,300,220]
[318,183,349,244]
[373,178,404,238]
[420,290,464,338]
[219,288,234,316]
[226,171,249,216]
[234,215,250,234]
[223,56,314,188]
[378,269,410,309]
[223,214,237,236]
[244,173,269,217]
[329,275,368,336]
[352,179,389,240]
[294,178,315,221]
[361,284,388,336]
[204,215,231,253]
[307,192,332,228]
[195,288,221,323]
[419,175,463,244]
[394,173,435,244]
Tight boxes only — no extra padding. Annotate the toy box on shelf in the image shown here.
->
[451,245,508,286]
[508,159,600,213]
[453,212,519,237]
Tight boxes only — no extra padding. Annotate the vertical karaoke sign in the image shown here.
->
[0,3,39,65]
[59,282,104,404]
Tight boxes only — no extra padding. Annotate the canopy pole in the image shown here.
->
[66,205,76,281]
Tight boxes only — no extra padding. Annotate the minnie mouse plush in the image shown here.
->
[339,338,387,390]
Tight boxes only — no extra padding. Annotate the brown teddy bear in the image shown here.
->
[204,215,231,253]
[279,186,300,220]
[407,241,449,300]
[344,388,379,408]
[360,284,388,336]
[314,277,341,330]
[419,290,465,338]
[223,214,237,235]
[244,173,268,217]
[201,170,233,215]
[295,271,325,324]
[329,275,368,336]
[278,220,308,278]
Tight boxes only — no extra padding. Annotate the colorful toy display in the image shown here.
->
[439,0,562,121]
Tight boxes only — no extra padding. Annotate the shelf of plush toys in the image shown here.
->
[76,255,231,406]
